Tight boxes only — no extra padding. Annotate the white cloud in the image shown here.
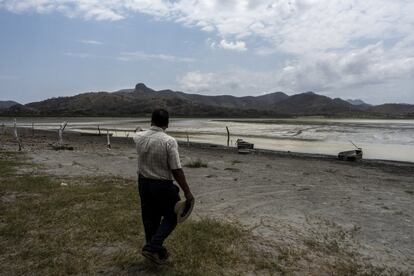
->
[179,42,414,95]
[217,39,247,51]
[179,69,280,95]
[0,0,125,21]
[118,51,195,62]
[2,1,413,55]
[2,0,414,101]
[79,39,102,45]
[254,47,278,56]
[277,43,414,92]
[178,71,214,92]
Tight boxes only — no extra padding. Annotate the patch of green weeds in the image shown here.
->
[184,159,208,168]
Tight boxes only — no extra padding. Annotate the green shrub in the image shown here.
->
[184,159,208,168]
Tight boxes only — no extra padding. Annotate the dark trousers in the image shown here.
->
[138,175,180,252]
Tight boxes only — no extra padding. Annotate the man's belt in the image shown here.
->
[138,174,173,184]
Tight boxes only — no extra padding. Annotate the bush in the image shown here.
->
[184,159,208,168]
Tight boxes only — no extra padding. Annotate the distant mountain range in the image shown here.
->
[0,101,19,109]
[1,83,413,118]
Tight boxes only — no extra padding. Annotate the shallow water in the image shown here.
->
[2,117,414,162]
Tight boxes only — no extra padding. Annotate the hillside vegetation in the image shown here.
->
[1,83,413,118]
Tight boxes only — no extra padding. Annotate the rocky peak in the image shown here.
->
[135,83,149,92]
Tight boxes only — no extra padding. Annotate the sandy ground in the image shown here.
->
[1,128,413,273]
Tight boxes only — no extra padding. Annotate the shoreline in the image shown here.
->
[2,114,414,119]
[5,127,414,167]
[178,139,414,167]
[2,114,413,164]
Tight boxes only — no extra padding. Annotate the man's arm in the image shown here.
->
[172,169,194,201]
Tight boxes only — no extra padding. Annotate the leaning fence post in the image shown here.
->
[13,119,22,151]
[107,130,111,150]
[58,121,68,146]
[226,126,230,147]
[186,132,190,147]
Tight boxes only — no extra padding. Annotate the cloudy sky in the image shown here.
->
[0,0,413,104]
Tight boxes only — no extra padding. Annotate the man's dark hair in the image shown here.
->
[151,109,169,127]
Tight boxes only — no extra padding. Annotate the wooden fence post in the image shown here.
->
[226,126,230,147]
[58,121,68,146]
[107,130,111,150]
[186,132,190,147]
[98,125,101,135]
[13,119,22,151]
[32,122,35,136]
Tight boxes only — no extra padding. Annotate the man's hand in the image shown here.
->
[172,168,193,201]
[184,191,194,202]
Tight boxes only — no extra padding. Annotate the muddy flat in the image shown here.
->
[1,128,413,274]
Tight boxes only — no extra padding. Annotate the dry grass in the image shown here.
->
[0,151,272,275]
[1,151,408,275]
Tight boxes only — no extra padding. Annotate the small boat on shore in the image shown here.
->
[237,139,254,154]
[338,141,363,161]
[338,148,363,161]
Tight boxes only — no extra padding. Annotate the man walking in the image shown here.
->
[133,109,194,264]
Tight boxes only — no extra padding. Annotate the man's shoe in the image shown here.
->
[159,247,170,261]
[142,249,167,265]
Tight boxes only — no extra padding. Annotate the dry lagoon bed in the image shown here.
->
[1,128,413,275]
